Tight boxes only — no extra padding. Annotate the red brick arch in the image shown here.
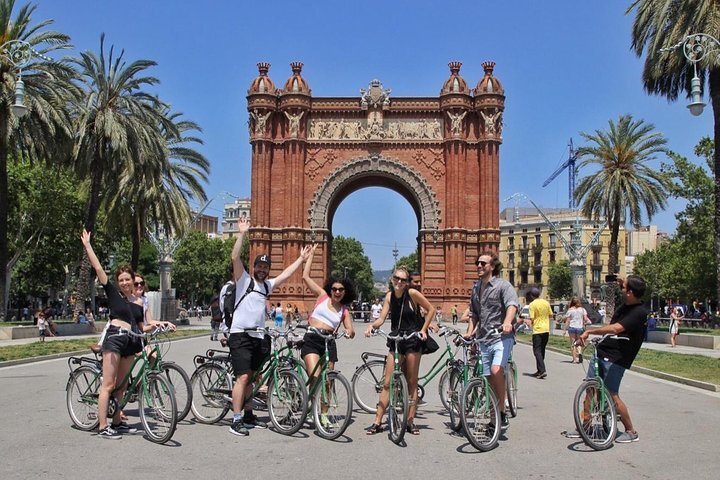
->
[246,62,505,309]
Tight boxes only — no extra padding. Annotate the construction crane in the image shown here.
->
[542,139,578,209]
[506,193,606,300]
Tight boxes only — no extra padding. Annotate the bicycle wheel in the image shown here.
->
[313,372,352,440]
[505,360,518,418]
[351,360,386,413]
[387,372,408,444]
[190,363,231,424]
[460,377,501,451]
[437,368,451,411]
[159,362,192,422]
[138,373,178,444]
[448,367,464,432]
[573,379,618,451]
[268,368,308,435]
[66,366,101,431]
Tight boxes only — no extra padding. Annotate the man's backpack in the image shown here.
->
[222,278,270,329]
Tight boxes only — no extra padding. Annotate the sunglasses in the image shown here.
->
[331,287,345,293]
[392,275,408,283]
[134,281,145,287]
[476,260,489,267]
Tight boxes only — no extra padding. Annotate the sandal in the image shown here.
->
[408,422,420,435]
[366,423,383,435]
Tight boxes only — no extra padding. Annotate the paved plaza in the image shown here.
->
[1,325,718,479]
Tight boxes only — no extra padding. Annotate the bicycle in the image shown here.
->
[190,327,308,435]
[505,351,518,418]
[298,327,353,440]
[352,326,459,413]
[571,334,625,450]
[368,329,421,444]
[65,326,178,444]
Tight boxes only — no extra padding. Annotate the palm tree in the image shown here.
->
[70,33,174,312]
[106,109,209,269]
[0,0,78,318]
[627,0,720,311]
[574,114,671,317]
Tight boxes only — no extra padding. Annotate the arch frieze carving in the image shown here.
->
[308,153,441,230]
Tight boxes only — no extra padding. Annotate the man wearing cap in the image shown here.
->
[227,217,312,436]
[466,251,519,431]
[526,287,552,379]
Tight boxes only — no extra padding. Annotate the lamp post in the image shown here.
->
[0,40,50,118]
[660,33,720,116]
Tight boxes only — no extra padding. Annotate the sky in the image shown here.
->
[33,0,713,270]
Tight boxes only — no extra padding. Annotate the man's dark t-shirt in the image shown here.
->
[597,302,648,369]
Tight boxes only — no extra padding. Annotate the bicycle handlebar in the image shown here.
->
[371,329,422,342]
[307,326,349,339]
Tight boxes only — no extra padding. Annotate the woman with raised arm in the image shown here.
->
[300,244,356,382]
[81,229,154,439]
[670,307,683,348]
[364,266,435,435]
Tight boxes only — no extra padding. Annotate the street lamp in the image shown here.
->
[0,40,50,118]
[661,33,720,116]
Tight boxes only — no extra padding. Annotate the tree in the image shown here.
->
[396,251,418,273]
[70,34,174,312]
[330,235,374,302]
[172,232,235,305]
[574,114,671,317]
[627,0,720,308]
[0,0,79,318]
[546,260,573,301]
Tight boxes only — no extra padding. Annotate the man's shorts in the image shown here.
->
[591,358,626,394]
[228,332,271,376]
[480,335,514,375]
[102,325,143,357]
[300,331,338,363]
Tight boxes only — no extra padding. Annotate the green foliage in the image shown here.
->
[330,236,375,302]
[8,160,85,299]
[172,232,236,304]
[633,137,717,302]
[546,260,573,300]
[396,251,419,273]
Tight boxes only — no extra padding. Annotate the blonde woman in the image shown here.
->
[563,297,591,363]
[670,307,683,347]
[364,266,434,435]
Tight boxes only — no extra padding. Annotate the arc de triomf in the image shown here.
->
[245,61,504,309]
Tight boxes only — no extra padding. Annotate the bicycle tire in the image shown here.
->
[313,372,353,440]
[505,360,518,418]
[268,368,308,435]
[437,368,451,411]
[573,379,618,451]
[66,366,101,431]
[351,360,386,414]
[190,363,231,424]
[160,362,193,422]
[460,377,501,451]
[387,372,408,444]
[448,367,464,432]
[138,373,178,444]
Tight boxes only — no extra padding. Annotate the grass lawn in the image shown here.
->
[517,333,720,386]
[0,329,206,362]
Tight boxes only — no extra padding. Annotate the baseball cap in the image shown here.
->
[254,254,271,266]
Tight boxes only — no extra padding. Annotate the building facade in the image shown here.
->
[190,213,219,237]
[222,198,251,239]
[499,207,626,302]
[625,225,664,274]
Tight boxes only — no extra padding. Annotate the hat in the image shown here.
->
[254,254,272,266]
[527,287,541,300]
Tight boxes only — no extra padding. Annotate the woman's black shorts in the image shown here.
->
[300,331,338,363]
[102,325,143,357]
[386,332,424,355]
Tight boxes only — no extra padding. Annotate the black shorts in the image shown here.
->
[102,325,142,357]
[228,332,271,376]
[300,331,338,363]
[387,332,424,355]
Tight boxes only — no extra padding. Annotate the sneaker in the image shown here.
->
[229,420,249,436]
[319,413,332,429]
[564,429,581,438]
[98,426,121,440]
[538,372,547,379]
[501,413,509,430]
[243,414,268,429]
[615,430,639,443]
[111,422,138,434]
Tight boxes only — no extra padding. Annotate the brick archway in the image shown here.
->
[245,61,505,309]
